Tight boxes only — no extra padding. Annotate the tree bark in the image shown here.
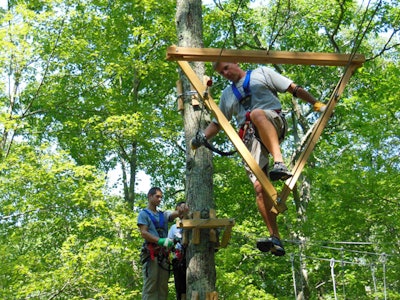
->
[176,0,216,299]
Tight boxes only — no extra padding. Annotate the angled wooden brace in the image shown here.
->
[279,64,360,201]
[177,60,287,213]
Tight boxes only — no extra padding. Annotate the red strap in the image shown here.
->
[239,111,252,140]
[245,111,251,121]
[147,243,155,261]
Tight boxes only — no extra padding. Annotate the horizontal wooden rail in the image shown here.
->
[167,45,365,67]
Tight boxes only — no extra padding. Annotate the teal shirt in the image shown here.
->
[137,209,172,239]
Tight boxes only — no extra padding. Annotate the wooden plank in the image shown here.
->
[220,225,233,248]
[167,45,365,67]
[179,218,235,229]
[192,211,201,244]
[177,60,287,213]
[279,64,358,201]
[176,80,184,111]
[191,291,199,300]
[209,209,217,243]
[206,292,218,300]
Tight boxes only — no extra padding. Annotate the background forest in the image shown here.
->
[0,0,399,299]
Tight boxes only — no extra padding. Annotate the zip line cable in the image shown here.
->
[320,245,395,257]
[227,228,393,298]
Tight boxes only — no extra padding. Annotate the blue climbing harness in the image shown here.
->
[231,70,252,110]
[143,209,165,233]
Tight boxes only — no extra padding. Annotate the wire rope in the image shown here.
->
[290,253,298,299]
[330,258,338,300]
[340,247,346,299]
[381,253,387,300]
[371,263,378,296]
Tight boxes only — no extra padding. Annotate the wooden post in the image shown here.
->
[209,209,217,243]
[192,211,201,244]
[176,80,184,111]
[206,291,218,300]
[191,291,199,300]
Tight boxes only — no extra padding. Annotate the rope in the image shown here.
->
[290,253,298,299]
[370,263,378,296]
[339,247,346,298]
[215,0,246,65]
[381,253,387,300]
[330,258,338,300]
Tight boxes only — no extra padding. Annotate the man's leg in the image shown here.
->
[142,260,159,300]
[250,109,292,181]
[158,258,170,300]
[254,180,286,256]
[254,180,279,237]
[250,109,283,162]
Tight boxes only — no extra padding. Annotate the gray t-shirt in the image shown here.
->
[137,209,172,239]
[216,66,292,127]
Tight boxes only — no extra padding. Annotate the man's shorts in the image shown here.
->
[243,110,287,183]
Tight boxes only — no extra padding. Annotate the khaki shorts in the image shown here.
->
[243,110,287,183]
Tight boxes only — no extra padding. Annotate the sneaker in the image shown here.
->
[269,162,292,181]
[256,236,286,256]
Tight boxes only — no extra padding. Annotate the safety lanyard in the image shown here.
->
[231,70,252,101]
[143,209,165,229]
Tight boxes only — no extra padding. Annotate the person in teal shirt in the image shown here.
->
[137,187,188,300]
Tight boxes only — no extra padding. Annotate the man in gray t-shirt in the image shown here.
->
[191,62,325,256]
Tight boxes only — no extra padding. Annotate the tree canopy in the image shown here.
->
[0,0,399,299]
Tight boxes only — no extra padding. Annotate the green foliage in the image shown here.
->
[0,0,399,298]
[0,143,142,298]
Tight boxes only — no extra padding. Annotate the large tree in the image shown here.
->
[176,0,217,299]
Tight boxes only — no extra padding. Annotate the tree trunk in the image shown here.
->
[176,0,216,299]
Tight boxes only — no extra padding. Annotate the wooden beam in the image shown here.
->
[177,60,287,213]
[220,225,233,248]
[167,45,365,67]
[178,218,235,229]
[279,64,359,202]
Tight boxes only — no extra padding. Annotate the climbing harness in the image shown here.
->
[238,111,253,141]
[143,208,165,236]
[140,209,171,274]
[232,70,287,145]
[232,70,252,110]
[232,70,253,142]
